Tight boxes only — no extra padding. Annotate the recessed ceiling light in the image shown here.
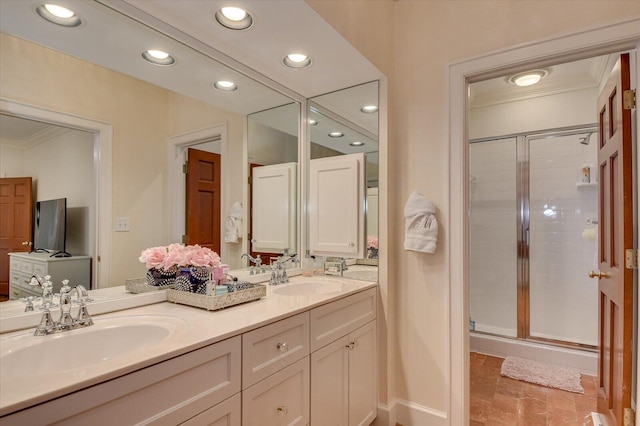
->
[36,3,81,27]
[350,141,365,147]
[283,53,312,69]
[360,105,378,113]
[214,7,253,30]
[508,69,549,87]
[309,119,318,126]
[141,50,176,66]
[328,131,344,138]
[212,80,238,92]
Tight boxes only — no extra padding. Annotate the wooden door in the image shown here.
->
[595,53,633,425]
[0,177,33,296]
[186,148,221,255]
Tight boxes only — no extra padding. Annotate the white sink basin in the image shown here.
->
[273,280,347,296]
[0,315,187,377]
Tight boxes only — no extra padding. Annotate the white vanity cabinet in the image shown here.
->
[9,252,91,299]
[1,336,241,426]
[310,288,377,426]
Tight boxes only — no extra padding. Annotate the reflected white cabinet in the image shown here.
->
[252,162,297,253]
[309,153,366,258]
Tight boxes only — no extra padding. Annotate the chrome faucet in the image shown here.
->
[269,253,299,285]
[34,279,93,336]
[241,253,265,274]
[324,257,348,277]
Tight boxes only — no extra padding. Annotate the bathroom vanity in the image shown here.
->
[0,276,377,425]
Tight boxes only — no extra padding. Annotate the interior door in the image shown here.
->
[0,177,33,296]
[186,148,221,255]
[595,53,633,425]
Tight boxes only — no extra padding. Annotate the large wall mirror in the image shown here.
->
[0,0,300,296]
[307,81,379,281]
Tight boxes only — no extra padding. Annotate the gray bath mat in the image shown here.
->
[500,356,584,393]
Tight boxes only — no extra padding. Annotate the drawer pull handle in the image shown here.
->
[277,342,289,353]
[276,406,288,416]
[346,341,359,350]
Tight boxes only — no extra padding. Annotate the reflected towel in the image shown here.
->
[404,191,438,254]
[225,201,243,243]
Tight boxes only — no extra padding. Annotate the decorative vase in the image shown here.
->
[174,266,211,294]
[146,266,178,287]
[367,248,379,259]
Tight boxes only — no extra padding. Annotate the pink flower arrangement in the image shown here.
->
[139,244,221,270]
[366,236,379,250]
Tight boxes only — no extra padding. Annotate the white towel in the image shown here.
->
[404,191,438,253]
[224,201,243,243]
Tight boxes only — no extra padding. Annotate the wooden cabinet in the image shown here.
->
[310,289,377,426]
[181,394,241,426]
[9,252,91,300]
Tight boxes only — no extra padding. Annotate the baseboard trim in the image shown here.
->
[375,399,447,425]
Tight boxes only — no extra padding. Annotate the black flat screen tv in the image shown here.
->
[33,198,69,257]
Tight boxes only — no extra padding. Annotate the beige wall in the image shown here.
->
[308,0,640,418]
[0,33,246,287]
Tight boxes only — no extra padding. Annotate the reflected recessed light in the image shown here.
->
[350,141,365,147]
[36,3,81,27]
[360,105,378,113]
[329,131,344,138]
[283,53,312,69]
[309,119,318,126]
[214,7,253,30]
[142,50,176,66]
[212,80,238,92]
[508,69,549,87]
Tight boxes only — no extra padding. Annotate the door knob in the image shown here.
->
[589,270,609,279]
[21,241,32,247]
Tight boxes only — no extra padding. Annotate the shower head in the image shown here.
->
[579,133,592,145]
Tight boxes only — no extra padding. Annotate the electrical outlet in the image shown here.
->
[115,216,130,232]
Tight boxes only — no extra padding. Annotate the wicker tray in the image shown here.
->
[166,283,266,311]
[125,277,175,294]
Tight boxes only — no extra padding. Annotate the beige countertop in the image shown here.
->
[0,275,377,416]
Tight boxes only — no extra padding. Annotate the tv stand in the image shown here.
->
[51,251,72,258]
[8,252,91,299]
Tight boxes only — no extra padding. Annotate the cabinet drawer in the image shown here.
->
[180,393,241,426]
[9,257,21,272]
[18,260,32,274]
[1,336,241,426]
[310,288,376,352]
[31,262,47,275]
[242,357,310,426]
[242,312,309,389]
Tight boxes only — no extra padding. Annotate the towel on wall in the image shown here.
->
[224,201,243,243]
[404,191,438,253]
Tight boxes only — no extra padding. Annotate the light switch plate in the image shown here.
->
[115,216,130,232]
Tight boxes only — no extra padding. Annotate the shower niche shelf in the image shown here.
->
[576,182,597,189]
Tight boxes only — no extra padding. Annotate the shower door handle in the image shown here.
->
[588,270,609,279]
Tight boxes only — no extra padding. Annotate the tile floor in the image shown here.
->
[470,352,608,425]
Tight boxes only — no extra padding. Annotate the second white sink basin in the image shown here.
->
[0,315,187,377]
[273,280,347,296]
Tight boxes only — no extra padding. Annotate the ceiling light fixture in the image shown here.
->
[328,131,344,138]
[141,49,176,66]
[360,105,378,114]
[212,80,238,92]
[350,141,365,147]
[36,3,82,27]
[214,7,253,30]
[283,53,312,69]
[508,69,549,87]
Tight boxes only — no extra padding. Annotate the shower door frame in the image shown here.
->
[472,123,599,351]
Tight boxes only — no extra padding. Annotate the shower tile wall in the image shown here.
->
[469,138,518,337]
[528,134,598,346]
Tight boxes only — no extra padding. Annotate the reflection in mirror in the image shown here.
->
[0,0,298,301]
[247,103,300,264]
[307,81,379,280]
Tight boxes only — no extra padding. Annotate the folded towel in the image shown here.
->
[404,191,438,253]
[225,201,243,243]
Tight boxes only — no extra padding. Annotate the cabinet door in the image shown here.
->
[309,153,365,258]
[242,357,309,426]
[310,335,349,426]
[181,393,241,426]
[348,321,377,426]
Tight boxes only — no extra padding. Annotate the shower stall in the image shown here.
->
[468,126,599,373]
